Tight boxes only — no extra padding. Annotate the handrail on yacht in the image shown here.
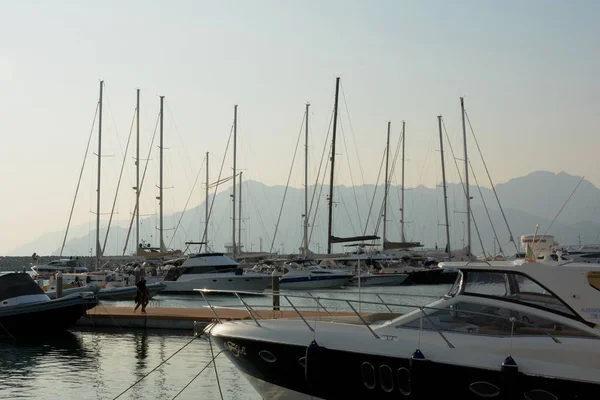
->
[197,289,570,346]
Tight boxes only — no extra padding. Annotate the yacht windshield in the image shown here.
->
[461,270,575,317]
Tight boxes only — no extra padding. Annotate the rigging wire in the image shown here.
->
[441,119,486,257]
[340,82,371,226]
[364,147,387,236]
[60,101,99,256]
[542,176,585,237]
[103,108,136,254]
[200,123,235,250]
[307,108,334,249]
[122,111,161,254]
[469,160,504,256]
[338,114,363,232]
[464,110,519,255]
[270,112,305,253]
[168,154,207,248]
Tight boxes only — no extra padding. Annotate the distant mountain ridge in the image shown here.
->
[7,170,600,258]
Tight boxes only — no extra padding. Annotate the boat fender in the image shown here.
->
[501,356,519,399]
[305,340,324,384]
[409,349,431,398]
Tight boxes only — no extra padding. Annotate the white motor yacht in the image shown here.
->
[347,271,409,287]
[209,259,600,399]
[161,253,271,294]
[279,259,354,290]
[31,258,88,277]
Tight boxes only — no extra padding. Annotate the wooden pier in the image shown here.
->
[75,306,400,331]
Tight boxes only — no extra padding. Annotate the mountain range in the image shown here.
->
[8,170,600,258]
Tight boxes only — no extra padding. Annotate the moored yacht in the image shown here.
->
[209,259,600,399]
[161,253,271,294]
[347,271,408,287]
[31,258,89,277]
[279,259,354,290]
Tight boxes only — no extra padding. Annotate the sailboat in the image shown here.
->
[135,95,182,260]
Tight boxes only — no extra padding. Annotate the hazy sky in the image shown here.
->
[1,0,598,254]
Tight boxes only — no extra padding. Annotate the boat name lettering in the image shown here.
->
[581,308,600,313]
[225,341,247,357]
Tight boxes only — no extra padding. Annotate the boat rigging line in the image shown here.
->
[200,122,234,251]
[168,153,207,249]
[338,106,363,232]
[542,176,585,237]
[103,107,136,254]
[306,107,334,250]
[122,111,161,255]
[60,101,99,256]
[270,110,305,253]
[112,331,224,400]
[441,118,487,257]
[363,146,387,236]
[469,160,504,257]
[340,82,371,229]
[464,110,519,255]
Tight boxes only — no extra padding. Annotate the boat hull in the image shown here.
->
[347,274,408,287]
[279,276,352,290]
[161,275,271,294]
[0,293,98,338]
[96,282,165,301]
[212,330,600,400]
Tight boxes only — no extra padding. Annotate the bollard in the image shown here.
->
[134,266,141,284]
[56,271,63,299]
[271,268,282,315]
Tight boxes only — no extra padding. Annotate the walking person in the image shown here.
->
[134,276,148,313]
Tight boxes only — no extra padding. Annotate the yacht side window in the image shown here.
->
[463,272,508,296]
[398,302,594,338]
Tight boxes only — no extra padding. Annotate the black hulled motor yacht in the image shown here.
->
[209,260,600,399]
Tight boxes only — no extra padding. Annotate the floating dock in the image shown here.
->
[75,306,396,331]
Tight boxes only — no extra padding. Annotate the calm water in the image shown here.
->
[0,285,450,400]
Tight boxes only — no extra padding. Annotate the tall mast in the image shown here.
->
[400,121,406,242]
[327,77,341,255]
[238,171,243,255]
[232,105,237,258]
[159,95,165,252]
[303,103,310,257]
[204,152,209,252]
[135,88,140,253]
[95,80,103,270]
[438,116,451,259]
[383,121,391,246]
[461,97,471,257]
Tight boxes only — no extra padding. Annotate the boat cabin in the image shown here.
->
[389,260,600,337]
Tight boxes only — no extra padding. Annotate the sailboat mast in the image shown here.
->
[232,105,237,258]
[400,121,406,242]
[327,77,341,255]
[438,115,451,259]
[204,152,209,251]
[303,103,310,257]
[238,171,242,255]
[135,88,140,253]
[96,81,104,270]
[95,80,104,270]
[159,95,165,252]
[460,97,471,257]
[383,121,391,246]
